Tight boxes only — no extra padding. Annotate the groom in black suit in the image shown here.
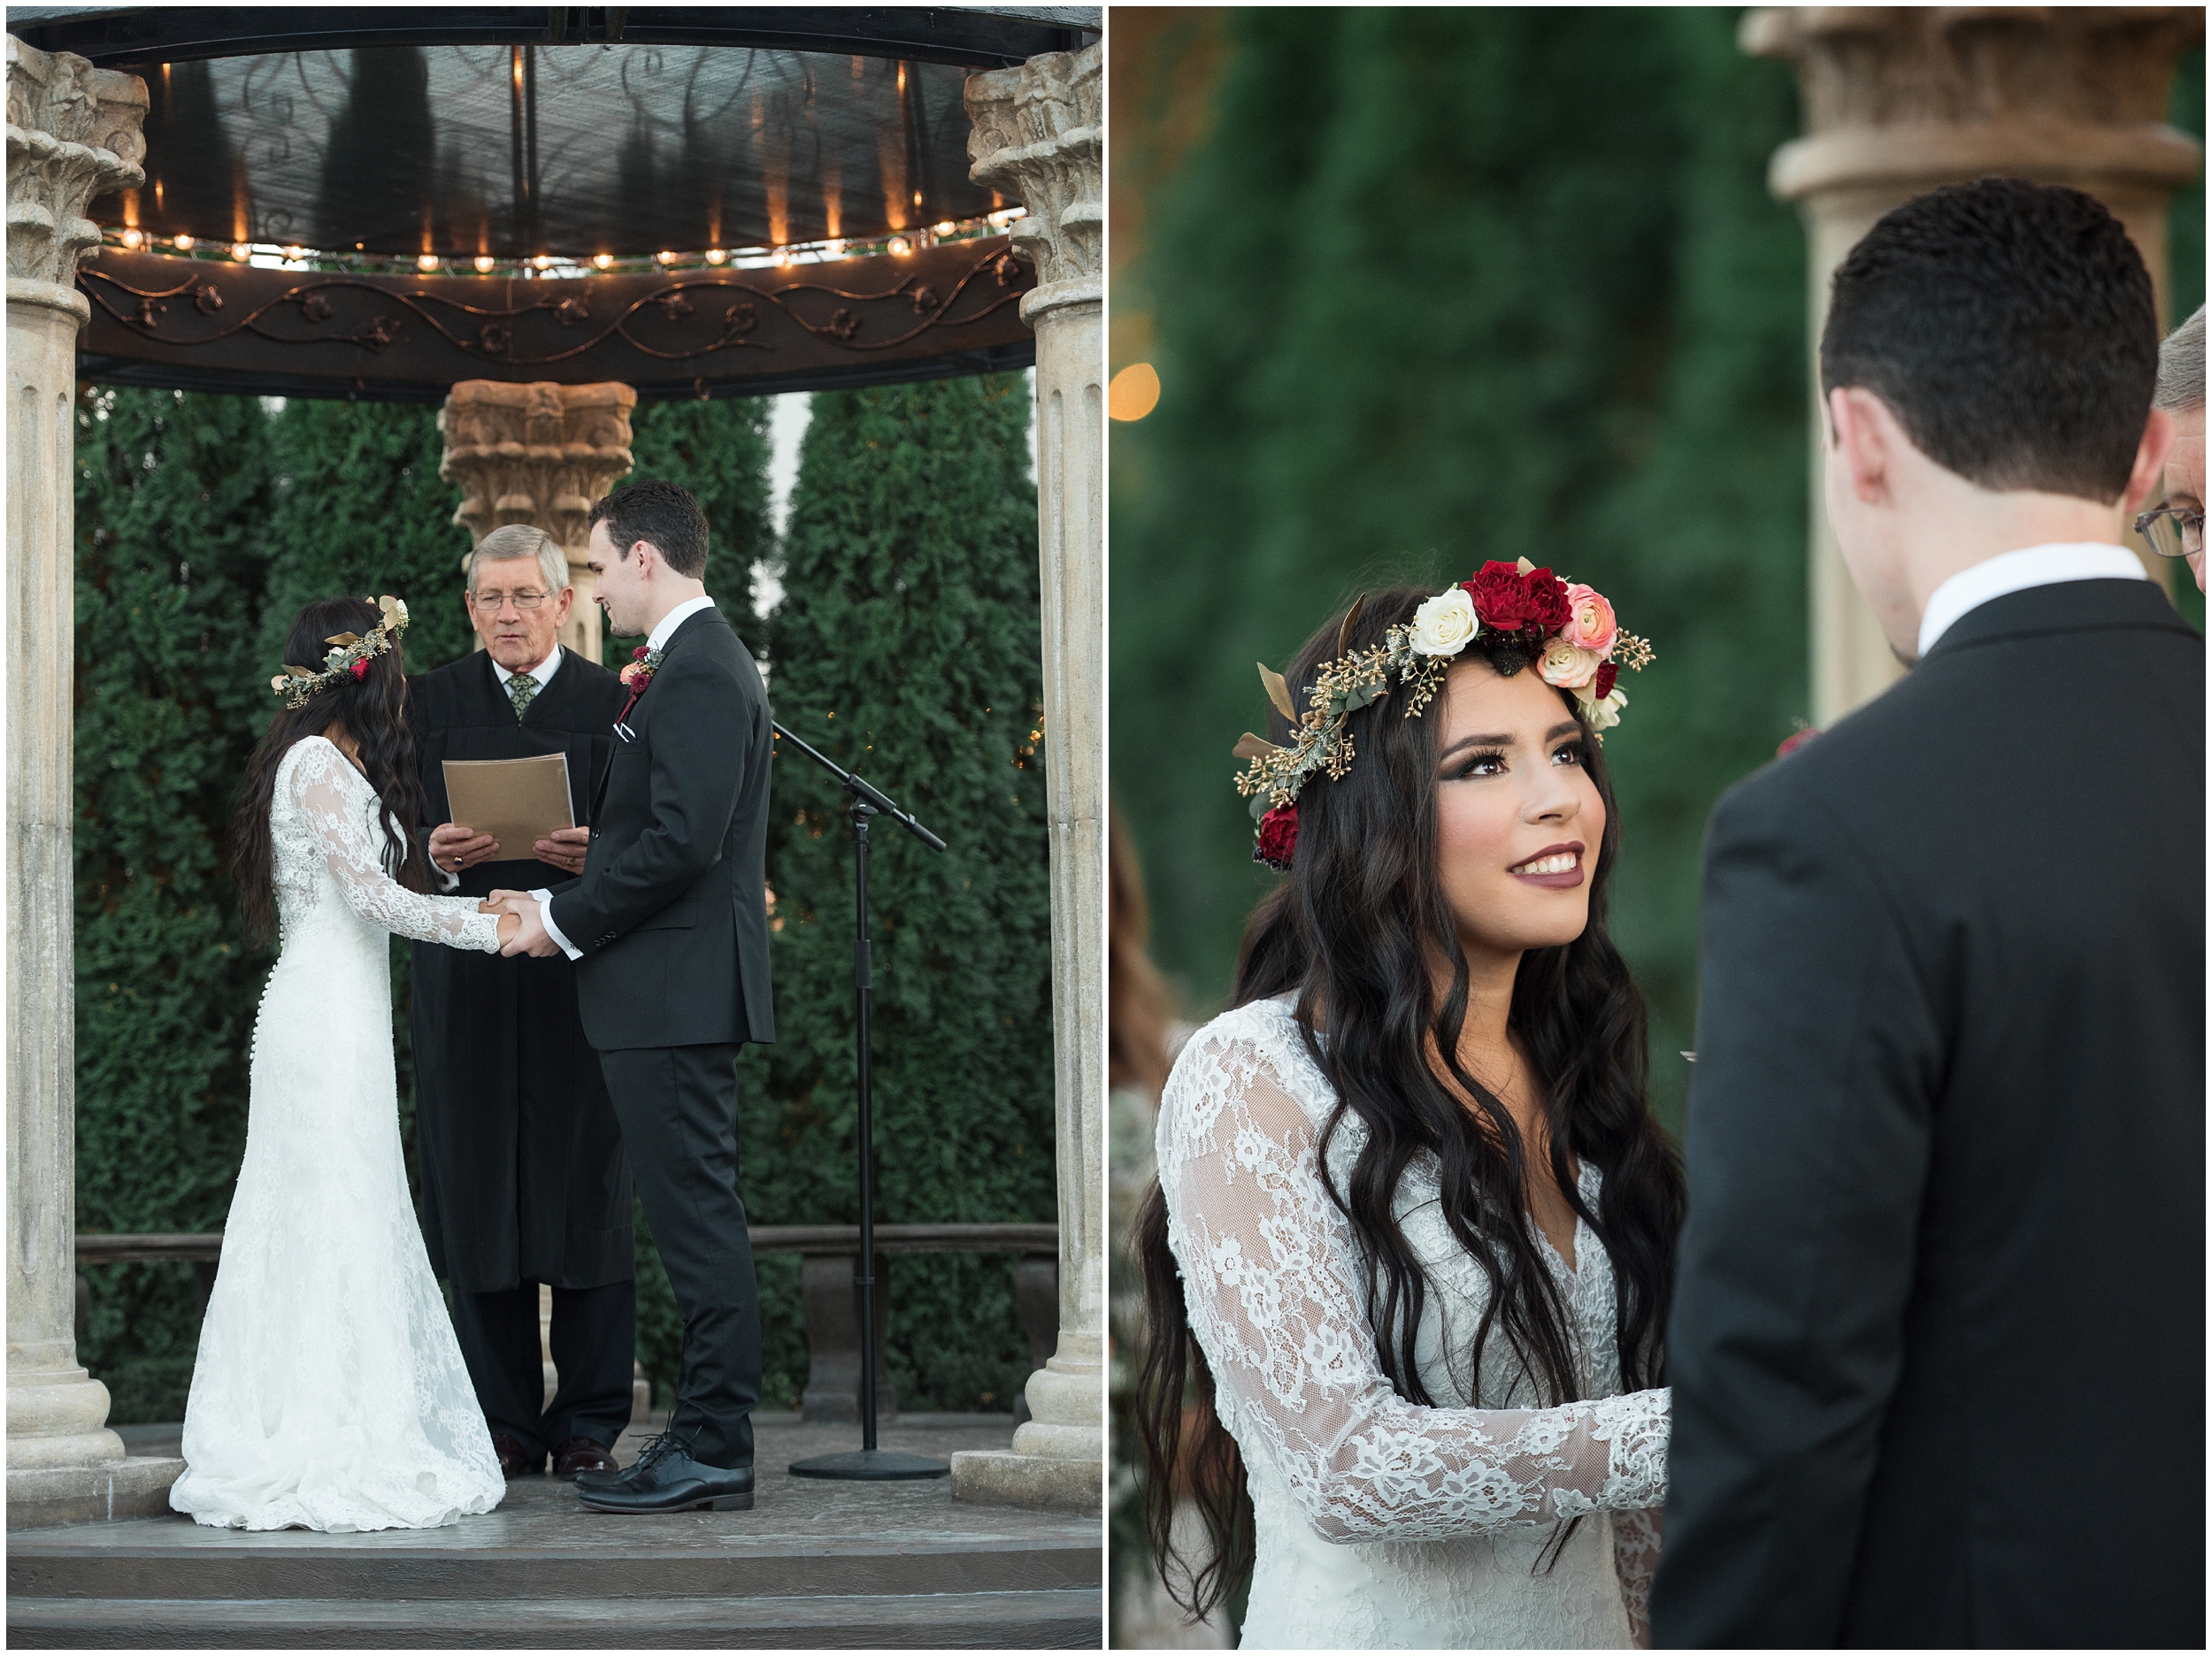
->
[494,479,775,1514]
[1653,180,2203,1646]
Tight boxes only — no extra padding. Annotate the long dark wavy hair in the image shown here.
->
[1133,586,1684,1619]
[230,596,430,945]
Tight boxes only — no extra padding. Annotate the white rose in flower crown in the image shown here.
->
[1408,587,1479,656]
[1576,684,1628,731]
[1538,637,1601,690]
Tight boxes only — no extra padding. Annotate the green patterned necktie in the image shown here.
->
[505,671,539,721]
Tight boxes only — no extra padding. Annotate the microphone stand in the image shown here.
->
[775,722,951,1482]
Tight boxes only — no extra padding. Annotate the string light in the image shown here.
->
[105,205,1023,277]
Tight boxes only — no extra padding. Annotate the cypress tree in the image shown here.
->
[1110,9,1809,1131]
[757,373,1053,1410]
[74,386,276,1422]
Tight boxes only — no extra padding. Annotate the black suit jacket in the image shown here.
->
[547,606,775,1052]
[1652,579,2204,1647]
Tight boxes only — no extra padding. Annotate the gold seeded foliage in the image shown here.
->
[1233,624,1446,822]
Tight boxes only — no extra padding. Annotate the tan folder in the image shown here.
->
[441,753,575,858]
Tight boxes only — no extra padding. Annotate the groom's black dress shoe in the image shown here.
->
[491,1433,542,1478]
[576,1431,753,1513]
[552,1437,618,1479]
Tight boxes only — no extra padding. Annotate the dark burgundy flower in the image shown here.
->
[1522,567,1571,633]
[1593,660,1618,700]
[349,658,369,679]
[1254,804,1298,871]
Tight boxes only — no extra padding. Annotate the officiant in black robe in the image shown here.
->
[407,525,634,1480]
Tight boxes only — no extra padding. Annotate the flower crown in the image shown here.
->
[268,595,410,710]
[1233,561,1652,870]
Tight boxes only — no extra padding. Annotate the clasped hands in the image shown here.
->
[477,890,562,957]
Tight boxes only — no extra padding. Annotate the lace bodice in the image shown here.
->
[1156,996,1668,1648]
[270,737,503,955]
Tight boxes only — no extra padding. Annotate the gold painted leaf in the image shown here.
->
[1257,663,1294,721]
[1232,732,1282,761]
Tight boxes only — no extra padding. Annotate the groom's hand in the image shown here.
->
[490,892,562,958]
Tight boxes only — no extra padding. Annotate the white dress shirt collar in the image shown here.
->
[1917,541,2148,658]
[488,644,563,689]
[646,594,718,654]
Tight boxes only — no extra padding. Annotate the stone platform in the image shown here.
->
[8,1414,1100,1648]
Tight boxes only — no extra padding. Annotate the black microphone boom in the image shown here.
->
[774,720,951,1483]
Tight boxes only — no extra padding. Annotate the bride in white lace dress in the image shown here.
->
[170,596,518,1533]
[1134,576,1680,1648]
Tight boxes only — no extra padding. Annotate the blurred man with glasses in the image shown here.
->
[407,523,637,1483]
[2139,302,2204,591]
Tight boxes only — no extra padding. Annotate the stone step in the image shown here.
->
[6,1587,1102,1649]
[10,1532,1095,1602]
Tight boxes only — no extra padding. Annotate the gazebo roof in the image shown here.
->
[12,6,1101,399]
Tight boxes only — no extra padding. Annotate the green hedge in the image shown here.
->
[73,381,1050,1422]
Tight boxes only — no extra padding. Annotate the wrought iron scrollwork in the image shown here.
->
[77,244,1028,368]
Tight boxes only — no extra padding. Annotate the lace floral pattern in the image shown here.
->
[170,737,506,1532]
[1156,997,1669,1648]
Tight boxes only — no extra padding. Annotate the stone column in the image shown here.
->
[950,41,1103,1514]
[1743,6,2205,724]
[6,34,179,1530]
[437,381,637,663]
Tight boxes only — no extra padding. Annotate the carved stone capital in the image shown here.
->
[1742,7,2204,200]
[437,380,637,549]
[964,42,1102,294]
[5,34,145,292]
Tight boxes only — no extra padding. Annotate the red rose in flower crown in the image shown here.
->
[1254,803,1298,870]
[349,658,370,679]
[1462,562,1534,631]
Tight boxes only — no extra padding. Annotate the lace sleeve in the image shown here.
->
[287,740,503,952]
[1612,1506,1663,1647]
[1156,1019,1669,1545]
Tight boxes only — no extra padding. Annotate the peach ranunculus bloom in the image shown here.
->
[1537,637,1601,690]
[1562,583,1619,657]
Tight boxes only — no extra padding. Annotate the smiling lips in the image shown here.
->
[1509,841,1586,889]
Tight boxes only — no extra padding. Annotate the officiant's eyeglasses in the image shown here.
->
[470,587,552,612]
[2134,502,2204,561]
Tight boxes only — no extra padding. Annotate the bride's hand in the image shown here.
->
[481,888,528,913]
[495,910,520,947]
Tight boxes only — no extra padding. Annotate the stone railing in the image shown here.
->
[76,1223,1058,1425]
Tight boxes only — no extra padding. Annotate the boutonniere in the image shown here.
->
[617,645,663,724]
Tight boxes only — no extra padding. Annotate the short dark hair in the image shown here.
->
[1820,178,2158,503]
[589,479,710,579]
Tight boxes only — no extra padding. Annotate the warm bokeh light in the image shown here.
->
[657,250,676,264]
[228,242,250,262]
[934,221,955,235]
[1108,362,1163,422]
[592,253,614,270]
[416,253,440,272]
[887,236,912,257]
[172,233,193,250]
[283,245,306,261]
[119,228,144,250]
[705,249,727,264]
[533,254,552,270]
[473,254,495,272]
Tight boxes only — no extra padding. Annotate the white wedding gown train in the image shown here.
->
[170,736,507,1532]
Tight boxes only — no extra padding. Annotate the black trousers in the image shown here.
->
[597,1042,762,1468]
[450,1278,637,1460]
